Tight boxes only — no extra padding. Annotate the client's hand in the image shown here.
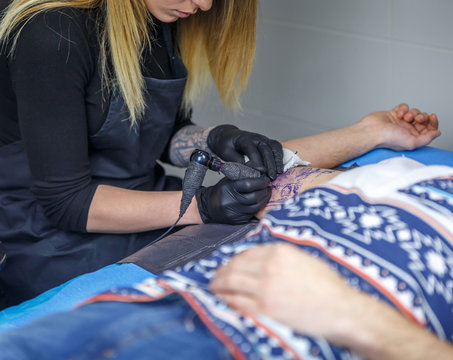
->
[211,243,453,359]
[210,243,358,339]
[360,103,441,151]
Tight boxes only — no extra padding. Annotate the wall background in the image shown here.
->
[166,0,453,182]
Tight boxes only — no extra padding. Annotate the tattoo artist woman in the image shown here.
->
[0,0,283,309]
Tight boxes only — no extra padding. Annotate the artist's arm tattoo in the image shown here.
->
[169,125,214,167]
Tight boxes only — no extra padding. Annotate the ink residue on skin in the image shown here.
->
[263,167,336,212]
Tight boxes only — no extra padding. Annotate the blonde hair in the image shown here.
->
[0,0,257,126]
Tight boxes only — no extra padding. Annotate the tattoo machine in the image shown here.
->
[179,149,262,218]
[152,149,262,243]
[153,148,310,243]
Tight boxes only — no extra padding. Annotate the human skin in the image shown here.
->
[282,103,440,169]
[210,243,453,360]
[143,0,213,22]
[87,103,439,233]
[256,166,340,218]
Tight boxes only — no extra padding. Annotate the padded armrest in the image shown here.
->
[120,223,257,274]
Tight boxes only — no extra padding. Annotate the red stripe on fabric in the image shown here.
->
[180,291,247,360]
[75,293,157,308]
[155,278,247,359]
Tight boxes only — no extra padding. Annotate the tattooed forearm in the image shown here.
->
[256,167,340,218]
[169,125,214,167]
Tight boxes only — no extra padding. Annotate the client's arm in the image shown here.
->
[283,103,440,168]
[256,166,340,218]
[211,243,453,360]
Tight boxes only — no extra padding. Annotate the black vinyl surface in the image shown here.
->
[120,223,257,274]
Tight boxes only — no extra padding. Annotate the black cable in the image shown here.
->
[150,214,183,245]
[151,151,209,244]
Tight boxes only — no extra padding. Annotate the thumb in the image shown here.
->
[415,130,441,148]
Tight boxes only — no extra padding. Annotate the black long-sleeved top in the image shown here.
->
[0,5,192,231]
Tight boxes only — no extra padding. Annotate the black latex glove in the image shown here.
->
[195,176,272,224]
[207,125,284,180]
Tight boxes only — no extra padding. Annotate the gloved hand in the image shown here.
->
[195,176,272,224]
[207,125,284,180]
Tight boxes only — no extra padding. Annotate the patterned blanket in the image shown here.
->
[84,158,453,359]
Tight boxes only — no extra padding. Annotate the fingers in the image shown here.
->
[212,261,262,296]
[223,176,272,215]
[235,187,272,213]
[233,176,271,194]
[211,249,267,315]
[211,244,306,317]
[427,113,439,130]
[213,246,272,284]
[258,141,278,180]
[414,112,428,123]
[395,104,440,137]
[223,149,247,165]
[239,140,283,180]
[411,129,442,148]
[211,247,273,311]
[394,103,425,123]
[240,141,269,175]
[402,107,421,122]
[400,106,436,127]
[207,125,283,178]
[269,140,284,175]
[395,103,409,119]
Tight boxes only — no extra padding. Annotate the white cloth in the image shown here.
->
[328,156,453,233]
[282,148,310,172]
[329,156,453,198]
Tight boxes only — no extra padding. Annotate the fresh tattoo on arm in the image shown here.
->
[256,166,340,218]
[168,125,214,167]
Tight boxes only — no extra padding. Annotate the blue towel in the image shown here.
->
[0,263,154,332]
[342,146,453,167]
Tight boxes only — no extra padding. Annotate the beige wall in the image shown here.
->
[166,0,453,183]
[195,0,453,151]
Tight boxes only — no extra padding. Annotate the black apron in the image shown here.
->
[0,24,187,308]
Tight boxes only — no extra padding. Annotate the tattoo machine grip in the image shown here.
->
[219,161,261,180]
[179,154,209,218]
